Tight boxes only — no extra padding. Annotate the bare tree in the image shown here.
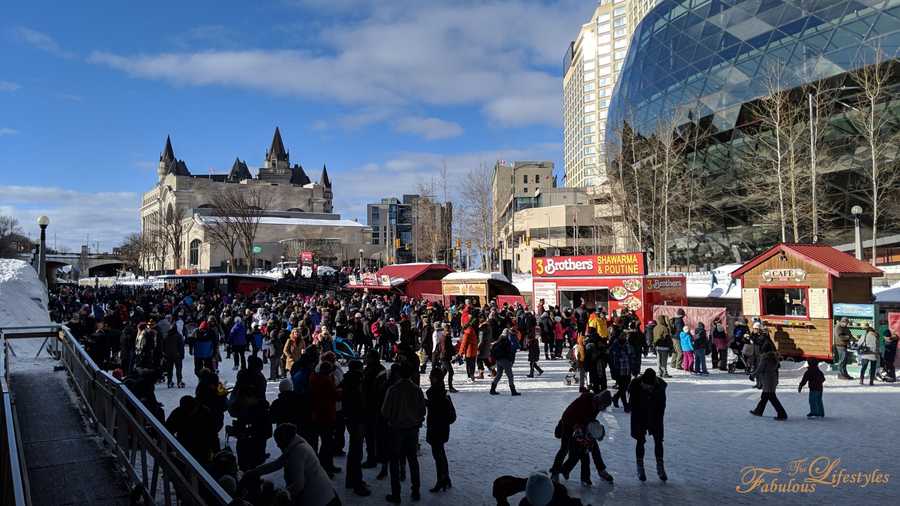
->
[0,215,28,258]
[161,204,187,270]
[459,163,493,269]
[203,204,241,272]
[116,232,148,273]
[211,187,264,272]
[849,54,897,265]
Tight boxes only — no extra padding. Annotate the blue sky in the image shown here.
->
[0,0,595,250]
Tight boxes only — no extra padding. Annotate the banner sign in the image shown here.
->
[300,251,314,263]
[532,252,647,277]
[832,303,875,318]
[762,268,807,283]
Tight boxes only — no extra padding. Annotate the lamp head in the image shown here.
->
[37,215,50,227]
[851,205,863,217]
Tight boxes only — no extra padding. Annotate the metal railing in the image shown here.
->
[2,325,231,506]
[0,329,32,506]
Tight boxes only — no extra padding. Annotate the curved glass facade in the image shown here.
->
[605,0,900,265]
[608,0,900,136]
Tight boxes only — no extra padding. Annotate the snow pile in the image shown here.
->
[0,259,51,328]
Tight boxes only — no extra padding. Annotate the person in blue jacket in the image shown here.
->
[189,320,217,377]
[249,323,264,359]
[230,316,248,371]
[679,327,694,372]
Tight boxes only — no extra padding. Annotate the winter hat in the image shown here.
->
[587,420,605,441]
[642,368,657,384]
[199,321,208,330]
[525,473,554,506]
[753,321,763,330]
[278,379,293,393]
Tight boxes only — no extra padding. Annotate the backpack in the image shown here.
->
[491,337,510,361]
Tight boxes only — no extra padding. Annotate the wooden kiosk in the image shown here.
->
[730,243,882,360]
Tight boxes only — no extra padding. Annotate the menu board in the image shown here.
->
[808,288,830,319]
[742,288,760,316]
[533,281,558,311]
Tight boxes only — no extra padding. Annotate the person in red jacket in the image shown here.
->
[549,390,612,482]
[457,318,480,382]
[309,360,342,477]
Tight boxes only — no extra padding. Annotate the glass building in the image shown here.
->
[605,0,900,265]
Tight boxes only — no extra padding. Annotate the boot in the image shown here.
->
[637,460,646,482]
[511,390,522,396]
[597,469,614,482]
[489,388,499,395]
[656,459,668,482]
[860,376,864,385]
[411,489,420,501]
[477,371,485,379]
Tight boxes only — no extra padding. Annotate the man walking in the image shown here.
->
[381,364,427,503]
[490,329,521,396]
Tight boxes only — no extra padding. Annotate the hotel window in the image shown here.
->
[535,174,541,184]
[584,103,595,113]
[189,239,201,266]
[583,124,594,134]
[583,82,595,92]
[597,23,610,35]
[614,6,626,16]
[584,71,595,81]
[597,55,611,65]
[597,13,610,23]
[613,16,626,27]
[583,135,594,145]
[523,174,528,183]
[615,26,627,37]
[598,44,611,55]
[615,49,627,60]
[584,60,595,71]
[614,38,628,49]
[584,114,595,123]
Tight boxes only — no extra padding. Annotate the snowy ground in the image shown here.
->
[0,259,51,328]
[151,353,899,505]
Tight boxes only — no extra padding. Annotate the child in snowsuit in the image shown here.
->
[798,359,825,418]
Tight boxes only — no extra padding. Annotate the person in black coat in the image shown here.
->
[165,395,219,468]
[342,359,371,496]
[425,367,456,493]
[361,351,386,468]
[628,368,667,482]
[269,379,303,430]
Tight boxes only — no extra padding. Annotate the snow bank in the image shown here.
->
[0,259,51,328]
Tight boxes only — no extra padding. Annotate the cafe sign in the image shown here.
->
[761,268,806,283]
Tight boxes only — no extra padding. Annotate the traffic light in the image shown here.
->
[525,235,531,246]
[456,239,462,249]
[394,238,401,249]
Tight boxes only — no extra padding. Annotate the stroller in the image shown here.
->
[726,347,751,373]
[727,338,751,374]
[331,335,359,363]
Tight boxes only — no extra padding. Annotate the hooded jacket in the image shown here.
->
[381,378,426,430]
[252,436,335,506]
[652,315,672,350]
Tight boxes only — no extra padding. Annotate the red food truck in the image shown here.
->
[531,253,686,324]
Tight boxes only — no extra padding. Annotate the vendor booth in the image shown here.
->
[730,243,883,360]
[157,273,276,295]
[441,272,519,306]
[530,253,686,324]
[346,263,453,299]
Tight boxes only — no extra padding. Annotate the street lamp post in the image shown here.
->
[358,248,364,270]
[851,205,863,260]
[37,215,50,287]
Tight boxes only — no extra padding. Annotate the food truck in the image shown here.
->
[530,253,686,324]
[346,263,453,299]
[441,272,520,306]
[730,243,883,360]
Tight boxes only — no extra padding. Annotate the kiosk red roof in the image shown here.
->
[731,243,883,279]
[378,263,453,281]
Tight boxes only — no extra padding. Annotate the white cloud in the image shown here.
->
[0,128,19,136]
[0,186,140,251]
[0,81,21,92]
[394,116,463,140]
[13,27,77,59]
[87,1,594,127]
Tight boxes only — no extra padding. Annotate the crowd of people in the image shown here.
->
[47,282,899,506]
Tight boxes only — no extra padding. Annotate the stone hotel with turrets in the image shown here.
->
[140,128,376,273]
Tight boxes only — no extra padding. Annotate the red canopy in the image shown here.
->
[731,243,883,279]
